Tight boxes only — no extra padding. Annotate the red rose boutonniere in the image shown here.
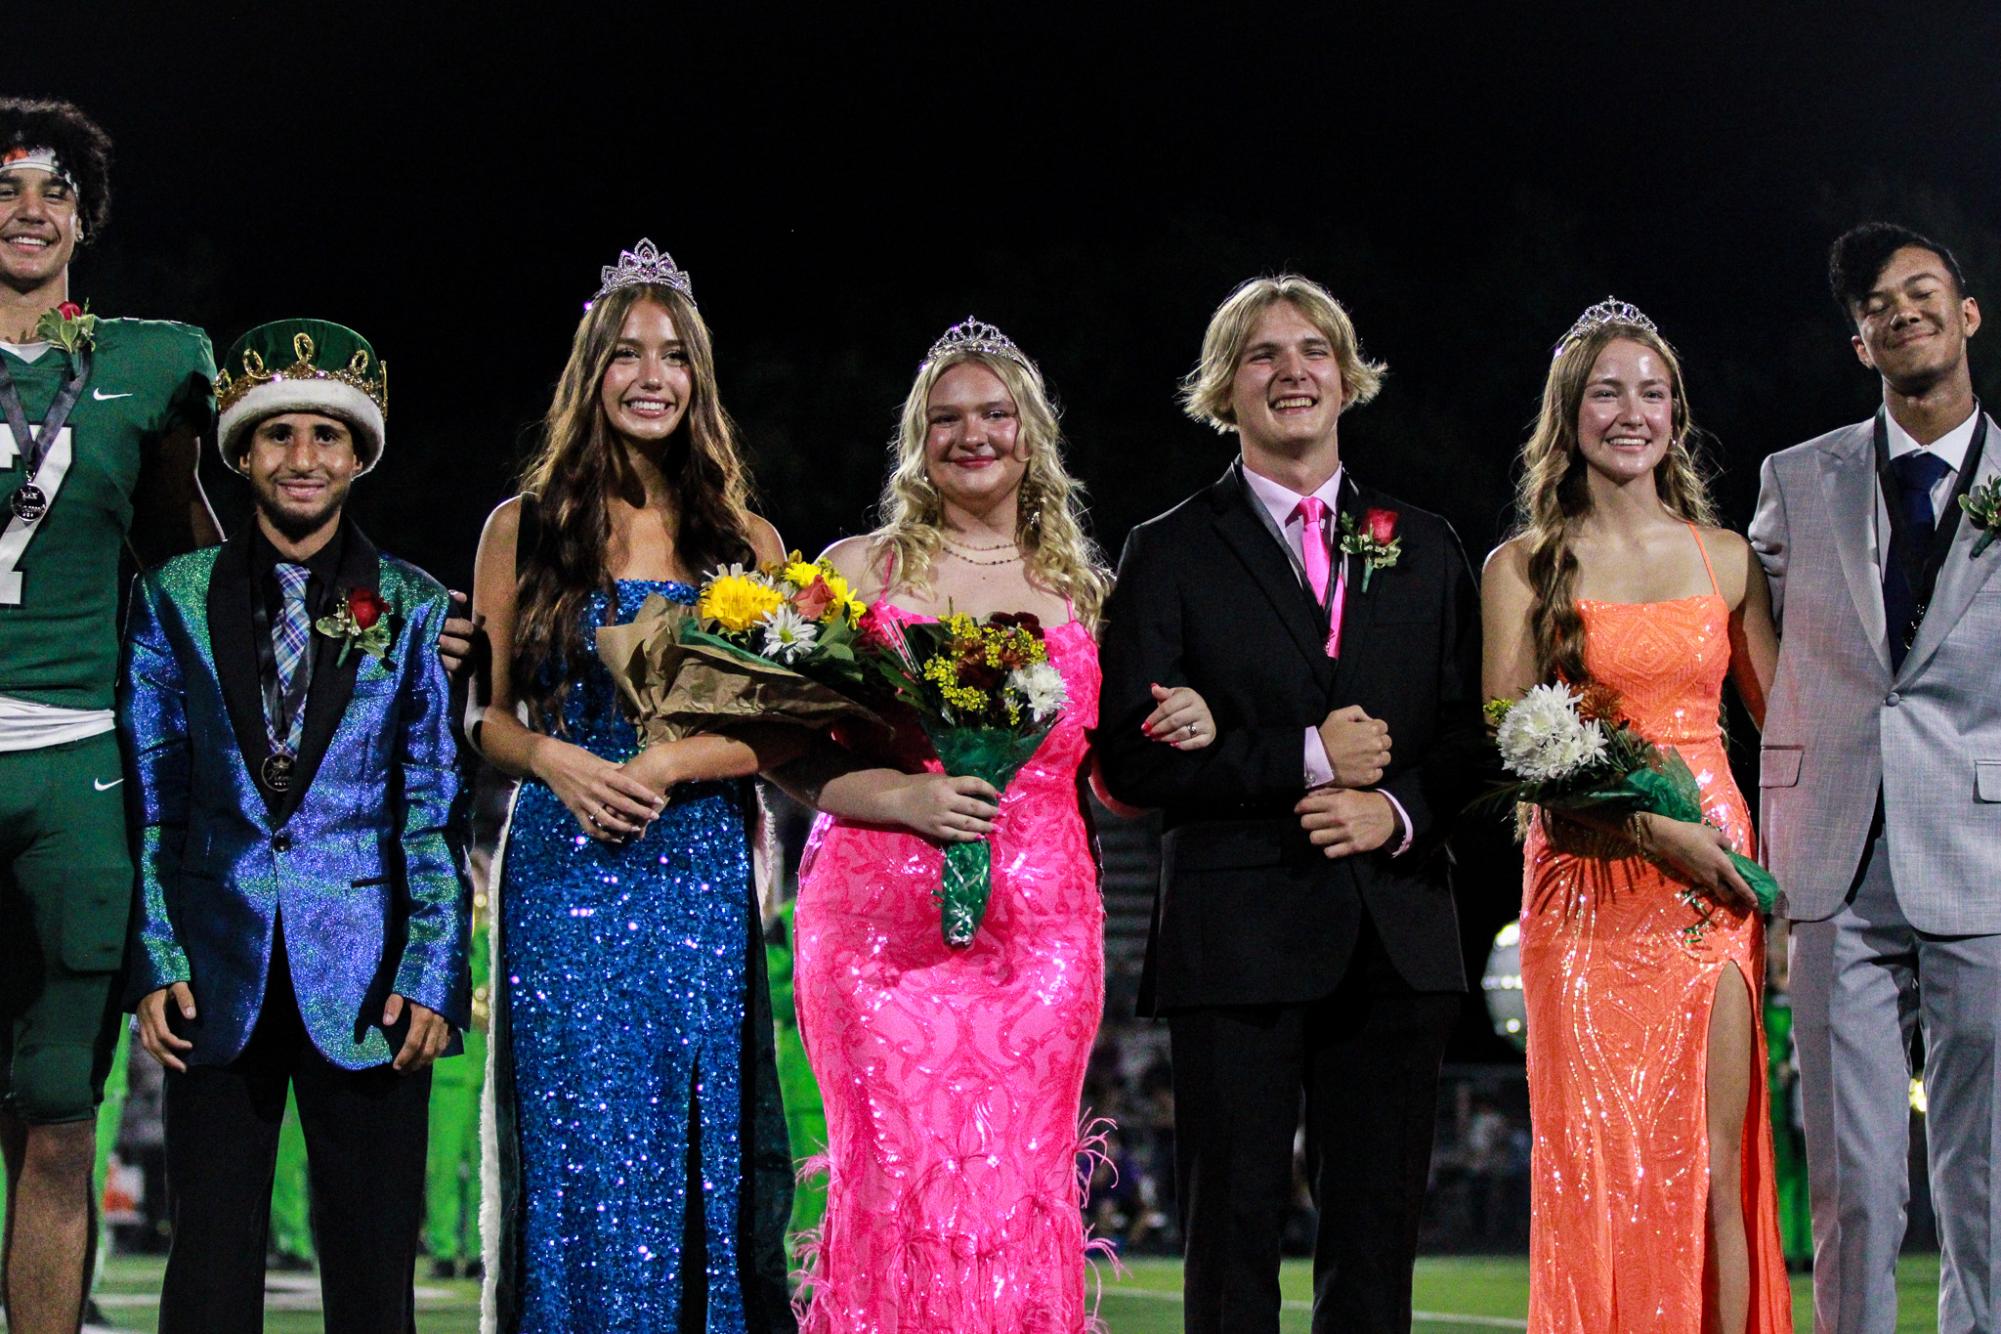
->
[314,587,394,665]
[33,300,99,356]
[1338,507,1403,591]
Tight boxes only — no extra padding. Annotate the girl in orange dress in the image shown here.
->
[1481,299,1791,1332]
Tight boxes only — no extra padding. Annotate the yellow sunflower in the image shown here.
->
[699,573,784,633]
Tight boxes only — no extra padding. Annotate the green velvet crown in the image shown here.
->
[215,318,387,474]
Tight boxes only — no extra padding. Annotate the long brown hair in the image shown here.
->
[513,282,758,725]
[873,347,1109,629]
[1512,319,1718,684]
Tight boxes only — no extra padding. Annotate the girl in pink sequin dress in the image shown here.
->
[780,319,1213,1332]
[1483,301,1789,1332]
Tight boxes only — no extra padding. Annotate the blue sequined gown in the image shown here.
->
[497,581,750,1332]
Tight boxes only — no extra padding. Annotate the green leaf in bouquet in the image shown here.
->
[677,622,784,669]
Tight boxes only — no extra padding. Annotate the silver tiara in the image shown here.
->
[926,315,1032,369]
[591,238,695,307]
[1556,296,1658,354]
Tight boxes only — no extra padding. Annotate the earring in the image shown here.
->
[914,472,942,523]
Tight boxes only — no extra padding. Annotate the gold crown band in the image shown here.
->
[214,331,387,416]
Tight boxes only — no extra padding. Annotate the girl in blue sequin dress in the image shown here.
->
[469,244,798,1333]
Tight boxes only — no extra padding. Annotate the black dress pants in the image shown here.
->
[158,944,432,1334]
[1168,918,1460,1334]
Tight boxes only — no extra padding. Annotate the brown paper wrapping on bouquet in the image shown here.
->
[594,593,890,747]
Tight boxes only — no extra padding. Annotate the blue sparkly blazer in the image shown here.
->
[120,520,471,1070]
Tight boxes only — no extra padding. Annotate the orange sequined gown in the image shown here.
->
[1519,543,1792,1332]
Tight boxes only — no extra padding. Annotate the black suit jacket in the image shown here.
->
[1097,463,1482,1014]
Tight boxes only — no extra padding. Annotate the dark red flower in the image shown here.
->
[56,301,84,321]
[961,662,1004,692]
[1364,507,1400,545]
[1575,682,1625,725]
[347,587,388,630]
[988,610,1043,633]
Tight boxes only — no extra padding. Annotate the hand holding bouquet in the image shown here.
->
[1481,682,1777,933]
[595,553,885,747]
[862,610,1069,947]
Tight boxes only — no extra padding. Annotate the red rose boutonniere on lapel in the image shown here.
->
[1338,507,1403,591]
[33,300,98,356]
[314,587,394,665]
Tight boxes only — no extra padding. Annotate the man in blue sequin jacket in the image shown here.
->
[120,318,470,1334]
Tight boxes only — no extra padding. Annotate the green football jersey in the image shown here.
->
[0,318,215,709]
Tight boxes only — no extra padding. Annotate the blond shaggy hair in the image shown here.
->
[1180,275,1386,432]
[871,348,1110,629]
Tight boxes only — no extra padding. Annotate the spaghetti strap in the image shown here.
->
[1685,522,1722,599]
[880,542,898,591]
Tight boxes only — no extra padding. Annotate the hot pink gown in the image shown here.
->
[792,603,1105,1333]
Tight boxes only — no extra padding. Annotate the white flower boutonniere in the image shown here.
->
[1959,476,2001,556]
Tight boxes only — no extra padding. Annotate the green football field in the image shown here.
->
[64,1251,1950,1331]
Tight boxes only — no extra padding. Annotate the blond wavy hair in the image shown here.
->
[1511,319,1718,685]
[870,347,1109,629]
[1180,274,1386,431]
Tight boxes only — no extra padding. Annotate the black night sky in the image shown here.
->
[18,4,2001,1055]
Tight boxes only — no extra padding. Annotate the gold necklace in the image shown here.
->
[940,532,1016,553]
[941,543,1023,567]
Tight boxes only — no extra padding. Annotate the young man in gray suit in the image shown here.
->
[1752,223,2001,1333]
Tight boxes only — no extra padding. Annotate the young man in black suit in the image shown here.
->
[1098,275,1483,1333]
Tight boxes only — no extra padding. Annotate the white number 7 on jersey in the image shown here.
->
[0,425,74,606]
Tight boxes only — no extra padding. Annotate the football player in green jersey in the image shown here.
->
[0,98,219,1334]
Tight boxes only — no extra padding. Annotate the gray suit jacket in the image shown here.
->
[1750,413,2001,931]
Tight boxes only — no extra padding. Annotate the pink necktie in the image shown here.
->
[1294,497,1344,658]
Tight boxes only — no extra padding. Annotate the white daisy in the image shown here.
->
[758,606,819,662]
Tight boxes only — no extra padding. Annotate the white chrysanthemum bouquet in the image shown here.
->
[1494,683,1612,781]
[1482,682,1776,918]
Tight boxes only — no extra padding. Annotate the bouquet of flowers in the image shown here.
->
[1480,682,1778,927]
[862,610,1069,947]
[595,553,886,747]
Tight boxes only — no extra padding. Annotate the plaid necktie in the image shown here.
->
[269,562,312,753]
